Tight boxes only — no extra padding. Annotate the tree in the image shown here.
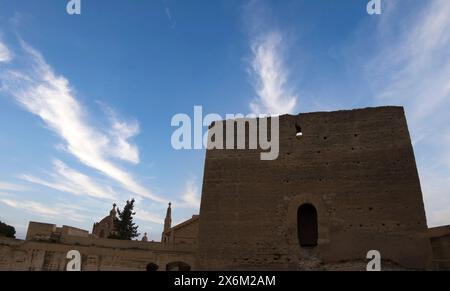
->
[109,199,140,240]
[0,221,16,238]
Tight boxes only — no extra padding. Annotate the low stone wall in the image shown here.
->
[0,236,196,271]
[429,226,450,271]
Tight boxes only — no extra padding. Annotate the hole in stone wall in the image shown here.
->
[295,123,303,138]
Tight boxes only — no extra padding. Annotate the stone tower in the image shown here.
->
[164,202,172,231]
[161,203,172,242]
[197,106,433,270]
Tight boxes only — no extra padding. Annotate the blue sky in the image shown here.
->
[0,0,449,240]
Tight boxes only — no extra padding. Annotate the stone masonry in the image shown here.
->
[197,106,434,270]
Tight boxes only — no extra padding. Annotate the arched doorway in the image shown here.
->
[297,204,318,247]
[166,261,191,271]
[146,263,159,271]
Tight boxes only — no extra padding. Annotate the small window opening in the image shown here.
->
[297,204,318,247]
[296,124,303,138]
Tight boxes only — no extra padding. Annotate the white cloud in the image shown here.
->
[373,0,450,125]
[0,42,12,63]
[135,208,164,225]
[0,197,88,223]
[430,208,450,227]
[368,0,450,226]
[180,179,200,209]
[0,182,27,192]
[0,40,166,204]
[0,198,59,216]
[249,31,297,115]
[21,160,117,200]
[100,103,140,164]
[421,169,450,227]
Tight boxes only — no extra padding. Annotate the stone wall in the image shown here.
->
[197,106,433,270]
[429,226,450,271]
[59,226,90,238]
[25,222,90,241]
[0,235,196,271]
[25,222,57,241]
[163,215,199,246]
[1,216,199,271]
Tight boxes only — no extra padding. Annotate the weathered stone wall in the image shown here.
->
[59,226,90,237]
[172,221,198,245]
[429,226,450,271]
[197,106,433,270]
[164,216,199,246]
[26,222,90,241]
[25,222,57,241]
[0,235,196,271]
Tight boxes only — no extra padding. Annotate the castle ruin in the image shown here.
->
[0,106,449,271]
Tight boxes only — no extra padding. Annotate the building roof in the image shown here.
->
[166,215,199,233]
[428,225,450,239]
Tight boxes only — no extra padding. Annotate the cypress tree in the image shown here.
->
[110,199,140,240]
[0,221,16,238]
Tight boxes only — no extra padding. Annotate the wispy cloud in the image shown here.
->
[0,198,59,216]
[421,171,450,226]
[366,0,450,226]
[249,31,297,115]
[99,102,140,165]
[21,160,117,200]
[243,0,298,116]
[180,179,200,209]
[0,181,27,192]
[0,197,88,223]
[162,0,176,29]
[0,41,12,63]
[135,208,164,225]
[0,40,166,204]
[372,0,450,125]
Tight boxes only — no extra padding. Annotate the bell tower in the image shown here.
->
[164,202,172,232]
